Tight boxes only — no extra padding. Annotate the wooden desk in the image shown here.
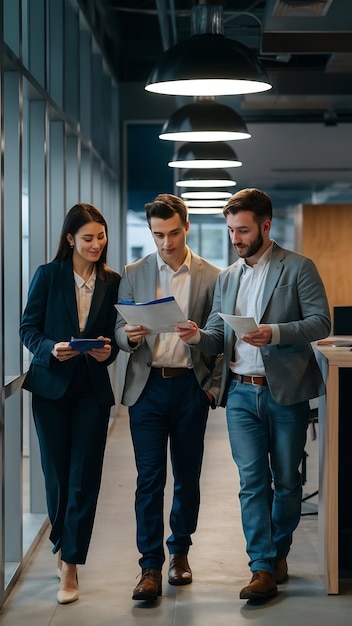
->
[315,343,352,594]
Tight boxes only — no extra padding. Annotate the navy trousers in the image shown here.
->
[129,368,210,570]
[32,361,110,564]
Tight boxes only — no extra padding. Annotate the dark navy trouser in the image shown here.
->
[129,368,210,570]
[32,361,110,564]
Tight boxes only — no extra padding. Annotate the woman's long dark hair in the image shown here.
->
[54,203,109,275]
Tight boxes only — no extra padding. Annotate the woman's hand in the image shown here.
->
[51,342,80,361]
[87,336,112,362]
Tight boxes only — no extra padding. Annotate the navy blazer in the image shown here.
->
[20,258,120,409]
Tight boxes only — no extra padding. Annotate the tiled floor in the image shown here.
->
[1,405,352,625]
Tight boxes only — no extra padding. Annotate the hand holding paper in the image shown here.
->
[115,296,187,334]
[174,321,200,343]
[218,313,259,335]
[219,314,273,347]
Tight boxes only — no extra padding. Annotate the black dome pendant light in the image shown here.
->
[145,1,272,97]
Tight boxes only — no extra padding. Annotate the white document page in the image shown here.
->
[115,296,187,333]
[218,313,259,335]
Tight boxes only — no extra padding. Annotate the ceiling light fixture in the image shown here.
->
[176,169,237,188]
[181,190,231,200]
[159,99,251,142]
[145,2,272,97]
[185,199,227,208]
[188,208,224,215]
[169,142,243,169]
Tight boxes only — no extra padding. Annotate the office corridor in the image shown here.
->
[0,405,351,626]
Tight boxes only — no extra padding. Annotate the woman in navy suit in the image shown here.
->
[20,203,120,604]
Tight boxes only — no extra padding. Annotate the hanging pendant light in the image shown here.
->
[181,190,232,200]
[176,168,237,188]
[187,207,225,215]
[169,142,243,169]
[145,2,272,97]
[159,99,251,142]
[185,199,228,208]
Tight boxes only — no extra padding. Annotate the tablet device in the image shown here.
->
[69,338,105,351]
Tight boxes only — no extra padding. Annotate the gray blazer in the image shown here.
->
[196,242,331,406]
[115,250,223,406]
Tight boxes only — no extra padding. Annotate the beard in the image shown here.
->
[236,229,264,259]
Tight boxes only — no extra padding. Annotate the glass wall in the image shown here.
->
[0,0,121,606]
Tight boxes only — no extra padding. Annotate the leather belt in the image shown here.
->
[151,367,192,379]
[231,372,268,386]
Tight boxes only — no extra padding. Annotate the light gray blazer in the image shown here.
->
[115,250,223,407]
[196,242,331,406]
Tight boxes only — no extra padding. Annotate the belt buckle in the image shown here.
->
[161,367,172,379]
[250,375,260,386]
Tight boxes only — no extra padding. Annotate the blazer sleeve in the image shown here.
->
[197,272,226,355]
[114,266,137,352]
[93,269,121,366]
[272,255,331,344]
[19,265,57,365]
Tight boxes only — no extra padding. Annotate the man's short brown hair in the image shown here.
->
[223,188,273,223]
[145,193,188,226]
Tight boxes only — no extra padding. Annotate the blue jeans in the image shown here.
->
[226,379,309,574]
[129,369,210,570]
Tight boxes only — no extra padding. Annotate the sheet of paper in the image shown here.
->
[218,313,259,335]
[115,296,187,333]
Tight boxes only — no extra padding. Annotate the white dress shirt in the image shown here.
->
[73,268,96,333]
[230,243,273,376]
[152,248,192,368]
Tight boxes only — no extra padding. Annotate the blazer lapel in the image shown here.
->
[143,254,159,301]
[61,260,80,332]
[225,262,243,348]
[188,252,203,319]
[142,254,159,352]
[84,275,107,336]
[260,242,285,320]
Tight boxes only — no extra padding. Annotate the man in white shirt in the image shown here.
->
[176,188,331,602]
[115,194,222,602]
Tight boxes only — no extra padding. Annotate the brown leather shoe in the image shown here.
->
[240,570,278,601]
[168,554,192,585]
[274,557,288,584]
[132,568,162,601]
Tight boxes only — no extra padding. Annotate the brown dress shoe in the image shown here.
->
[132,568,162,601]
[274,557,288,584]
[168,554,192,585]
[240,570,278,601]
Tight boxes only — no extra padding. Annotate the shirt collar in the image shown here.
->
[73,266,97,290]
[157,247,191,273]
[256,240,273,266]
[240,240,273,270]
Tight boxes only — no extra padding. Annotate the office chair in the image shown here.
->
[301,407,319,516]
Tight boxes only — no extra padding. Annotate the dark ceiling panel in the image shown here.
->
[78,0,352,122]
